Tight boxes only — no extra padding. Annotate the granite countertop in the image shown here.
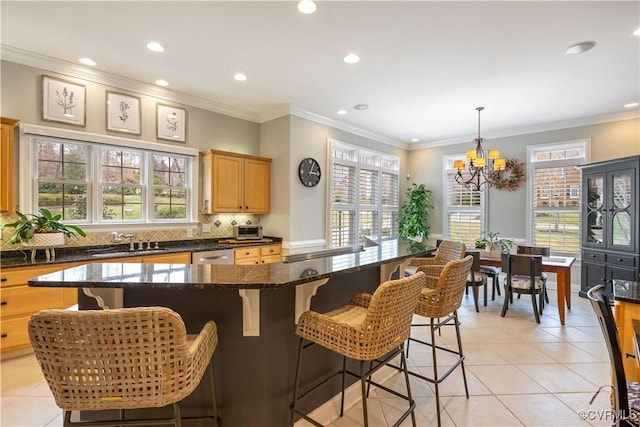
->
[613,279,640,304]
[28,240,433,290]
[0,237,282,269]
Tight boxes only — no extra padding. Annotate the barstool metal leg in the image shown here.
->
[430,318,441,427]
[399,344,417,427]
[340,356,347,416]
[209,359,219,427]
[359,361,369,427]
[453,311,469,399]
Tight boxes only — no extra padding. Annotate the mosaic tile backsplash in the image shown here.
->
[0,213,260,251]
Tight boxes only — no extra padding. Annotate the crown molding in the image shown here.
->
[261,105,408,149]
[409,110,640,150]
[1,45,260,123]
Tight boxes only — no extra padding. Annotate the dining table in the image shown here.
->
[478,251,576,325]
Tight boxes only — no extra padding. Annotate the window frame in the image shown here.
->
[525,139,589,256]
[442,154,487,246]
[20,123,199,231]
[327,138,399,248]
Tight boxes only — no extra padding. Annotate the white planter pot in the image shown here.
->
[26,233,66,247]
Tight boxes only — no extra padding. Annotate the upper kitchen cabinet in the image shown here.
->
[580,156,640,297]
[201,149,271,214]
[0,118,19,214]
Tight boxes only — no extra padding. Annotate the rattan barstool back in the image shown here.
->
[415,255,474,320]
[29,306,219,427]
[296,272,426,361]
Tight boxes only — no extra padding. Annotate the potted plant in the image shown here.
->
[475,231,513,253]
[2,208,86,246]
[398,183,433,247]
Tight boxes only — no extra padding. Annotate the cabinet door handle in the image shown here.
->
[1,334,6,339]
[590,254,596,258]
[617,258,623,262]
[626,353,636,359]
[0,277,6,282]
[245,206,248,209]
[0,301,6,306]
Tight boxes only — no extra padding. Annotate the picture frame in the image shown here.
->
[106,91,141,135]
[156,103,186,142]
[42,75,86,126]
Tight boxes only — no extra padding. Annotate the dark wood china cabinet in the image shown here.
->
[580,156,640,298]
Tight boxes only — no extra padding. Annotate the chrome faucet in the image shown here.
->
[112,232,135,250]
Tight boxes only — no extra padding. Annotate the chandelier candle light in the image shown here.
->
[454,107,506,191]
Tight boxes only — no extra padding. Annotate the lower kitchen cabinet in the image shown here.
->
[1,262,80,357]
[234,244,281,265]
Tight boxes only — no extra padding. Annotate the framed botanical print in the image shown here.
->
[106,91,141,135]
[156,103,186,142]
[42,75,86,126]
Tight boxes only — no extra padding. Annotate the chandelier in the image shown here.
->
[454,107,506,191]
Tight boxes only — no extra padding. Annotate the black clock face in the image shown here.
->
[298,157,321,187]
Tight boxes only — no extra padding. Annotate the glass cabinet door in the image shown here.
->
[609,169,634,250]
[585,174,604,245]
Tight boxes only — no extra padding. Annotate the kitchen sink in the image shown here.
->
[91,249,167,258]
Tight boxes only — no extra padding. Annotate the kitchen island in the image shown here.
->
[28,240,432,427]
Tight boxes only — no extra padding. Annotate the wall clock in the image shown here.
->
[298,157,321,187]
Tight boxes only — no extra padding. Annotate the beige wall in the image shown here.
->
[408,118,640,240]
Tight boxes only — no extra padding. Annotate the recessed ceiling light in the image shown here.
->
[337,110,347,115]
[563,41,596,55]
[624,102,639,108]
[147,42,164,52]
[353,104,369,110]
[634,28,640,36]
[234,73,247,81]
[344,53,360,64]
[297,0,317,14]
[79,57,96,66]
[411,138,420,143]
[155,79,169,87]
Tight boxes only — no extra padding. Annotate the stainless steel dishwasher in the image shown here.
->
[191,249,234,264]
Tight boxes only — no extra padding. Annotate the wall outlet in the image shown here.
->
[202,223,211,233]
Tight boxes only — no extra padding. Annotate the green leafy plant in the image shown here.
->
[2,208,86,244]
[475,231,513,252]
[398,183,433,243]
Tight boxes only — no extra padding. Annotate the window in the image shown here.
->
[527,140,588,255]
[328,139,399,247]
[442,155,485,246]
[22,124,198,229]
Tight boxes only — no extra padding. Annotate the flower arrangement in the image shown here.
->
[487,157,525,191]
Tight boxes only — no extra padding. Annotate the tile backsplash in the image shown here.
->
[0,213,260,251]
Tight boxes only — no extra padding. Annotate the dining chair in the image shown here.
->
[465,251,488,312]
[29,306,220,427]
[500,253,545,323]
[517,245,550,304]
[588,284,640,426]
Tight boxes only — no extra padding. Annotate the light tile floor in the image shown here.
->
[0,287,616,427]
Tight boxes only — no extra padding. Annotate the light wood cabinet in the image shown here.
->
[142,252,191,263]
[1,262,79,357]
[0,117,18,213]
[201,149,271,214]
[234,244,281,265]
[615,300,640,382]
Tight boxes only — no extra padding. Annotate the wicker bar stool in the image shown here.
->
[405,240,466,276]
[290,272,426,427]
[406,256,474,427]
[28,307,219,427]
